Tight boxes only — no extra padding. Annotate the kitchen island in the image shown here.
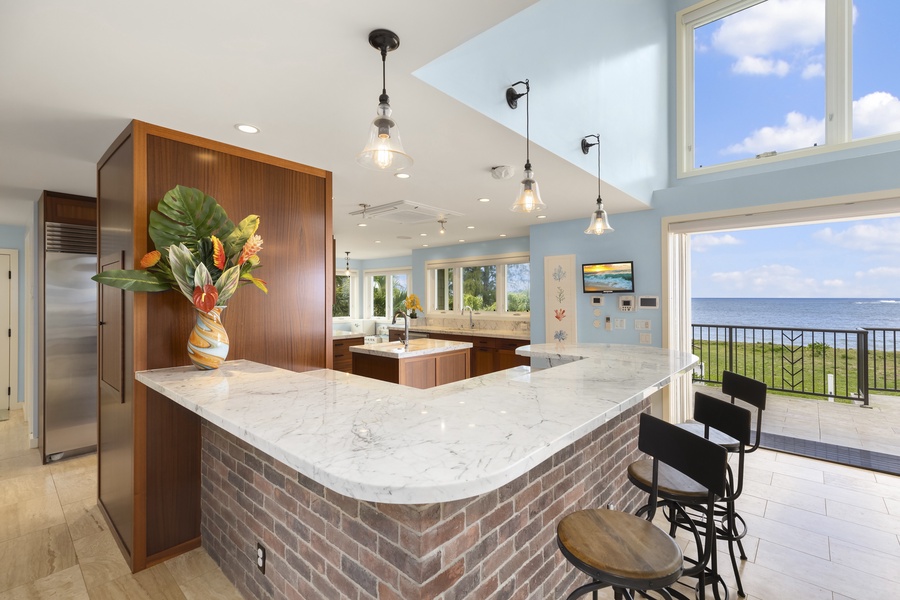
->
[351,338,472,388]
[136,343,697,599]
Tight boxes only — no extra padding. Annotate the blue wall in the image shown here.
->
[0,225,27,402]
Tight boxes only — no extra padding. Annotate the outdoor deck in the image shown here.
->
[696,384,900,475]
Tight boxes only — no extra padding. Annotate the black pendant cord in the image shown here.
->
[524,79,531,171]
[380,49,389,104]
[595,136,601,203]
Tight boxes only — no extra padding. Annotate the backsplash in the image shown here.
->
[422,316,530,333]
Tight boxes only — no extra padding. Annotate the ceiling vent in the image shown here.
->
[349,200,462,224]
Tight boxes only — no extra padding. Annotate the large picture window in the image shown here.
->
[678,0,900,175]
[426,253,530,316]
[365,269,409,319]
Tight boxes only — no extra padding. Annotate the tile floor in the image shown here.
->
[0,408,242,600]
[2,405,899,600]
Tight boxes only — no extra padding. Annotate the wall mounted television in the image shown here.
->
[582,261,634,294]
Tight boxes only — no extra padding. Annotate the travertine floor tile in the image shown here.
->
[52,470,96,506]
[0,565,89,600]
[86,564,185,600]
[73,529,130,590]
[61,499,107,542]
[163,547,218,587]
[0,472,56,507]
[0,524,77,593]
[177,568,243,600]
[0,493,66,544]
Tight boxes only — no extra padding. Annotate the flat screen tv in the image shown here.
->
[582,261,634,294]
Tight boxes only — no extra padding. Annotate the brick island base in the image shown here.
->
[200,400,648,599]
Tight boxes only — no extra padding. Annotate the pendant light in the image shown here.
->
[344,251,351,276]
[506,79,545,213]
[581,134,614,235]
[438,219,446,235]
[357,29,413,172]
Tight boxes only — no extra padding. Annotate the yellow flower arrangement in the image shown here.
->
[405,293,423,318]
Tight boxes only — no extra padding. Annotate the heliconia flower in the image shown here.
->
[211,236,226,270]
[239,235,264,265]
[192,284,218,313]
[140,250,161,268]
[554,309,566,321]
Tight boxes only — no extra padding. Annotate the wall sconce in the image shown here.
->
[344,251,351,276]
[581,134,614,235]
[506,79,545,213]
[438,219,446,235]
[357,29,413,172]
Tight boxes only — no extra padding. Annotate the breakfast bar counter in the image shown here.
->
[135,344,697,599]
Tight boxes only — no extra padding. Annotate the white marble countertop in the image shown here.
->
[349,338,473,358]
[135,343,697,504]
[386,324,530,341]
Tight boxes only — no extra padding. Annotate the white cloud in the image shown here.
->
[723,111,824,155]
[712,0,825,58]
[802,63,824,79]
[813,221,900,252]
[855,266,900,279]
[733,56,790,76]
[822,279,846,288]
[710,264,819,295]
[853,91,900,139]
[692,233,742,253]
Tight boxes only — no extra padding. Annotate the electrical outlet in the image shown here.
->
[634,319,651,330]
[614,318,626,330]
[257,542,266,574]
[640,333,652,345]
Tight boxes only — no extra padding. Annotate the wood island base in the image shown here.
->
[200,399,648,600]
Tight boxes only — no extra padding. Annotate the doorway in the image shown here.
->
[0,249,18,422]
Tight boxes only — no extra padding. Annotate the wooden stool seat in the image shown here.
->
[678,421,740,451]
[628,458,709,501]
[557,508,682,589]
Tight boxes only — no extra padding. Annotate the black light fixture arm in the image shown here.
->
[368,29,400,104]
[507,79,532,168]
[581,134,603,204]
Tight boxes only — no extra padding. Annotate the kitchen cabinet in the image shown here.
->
[333,336,365,373]
[430,333,529,376]
[351,343,470,389]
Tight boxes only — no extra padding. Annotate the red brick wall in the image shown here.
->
[200,399,648,599]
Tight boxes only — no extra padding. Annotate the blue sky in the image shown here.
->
[694,0,900,168]
[691,216,900,298]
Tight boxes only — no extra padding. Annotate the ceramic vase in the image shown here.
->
[188,306,229,370]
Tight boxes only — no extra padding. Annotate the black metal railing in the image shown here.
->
[691,324,900,406]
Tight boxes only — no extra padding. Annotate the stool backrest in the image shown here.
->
[694,391,751,446]
[722,370,767,410]
[638,412,727,498]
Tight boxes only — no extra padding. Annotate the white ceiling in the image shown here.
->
[0,0,656,259]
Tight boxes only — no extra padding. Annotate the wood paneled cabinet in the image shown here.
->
[96,120,332,573]
[428,333,530,377]
[333,336,365,373]
[352,348,470,389]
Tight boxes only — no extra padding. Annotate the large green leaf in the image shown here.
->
[149,186,234,253]
[91,270,170,292]
[215,265,241,303]
[221,214,260,258]
[168,243,197,301]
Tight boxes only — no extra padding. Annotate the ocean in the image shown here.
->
[692,298,900,331]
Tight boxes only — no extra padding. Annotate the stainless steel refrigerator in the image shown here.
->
[40,222,98,461]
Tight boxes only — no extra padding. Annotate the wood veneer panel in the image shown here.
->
[97,130,136,561]
[42,191,96,225]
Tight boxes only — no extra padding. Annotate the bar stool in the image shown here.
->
[628,394,750,600]
[557,413,727,600]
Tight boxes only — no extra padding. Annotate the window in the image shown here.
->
[365,269,409,319]
[333,272,358,319]
[678,0,900,175]
[426,253,529,315]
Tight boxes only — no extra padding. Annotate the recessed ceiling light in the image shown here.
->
[235,124,259,134]
[375,240,381,243]
[422,244,429,247]
[499,234,507,237]
[467,225,475,229]
[395,173,411,179]
[478,197,490,203]
[537,215,547,219]
[458,239,465,243]
[358,223,367,227]
[420,233,427,237]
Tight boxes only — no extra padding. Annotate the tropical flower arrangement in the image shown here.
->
[92,185,268,311]
[405,293,423,319]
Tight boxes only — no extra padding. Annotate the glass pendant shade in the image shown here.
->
[584,200,614,235]
[510,168,546,213]
[357,102,413,171]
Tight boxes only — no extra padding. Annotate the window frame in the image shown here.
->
[425,252,530,319]
[363,268,411,320]
[677,0,900,178]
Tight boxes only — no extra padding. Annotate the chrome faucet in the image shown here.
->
[462,305,474,329]
[392,310,409,349]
